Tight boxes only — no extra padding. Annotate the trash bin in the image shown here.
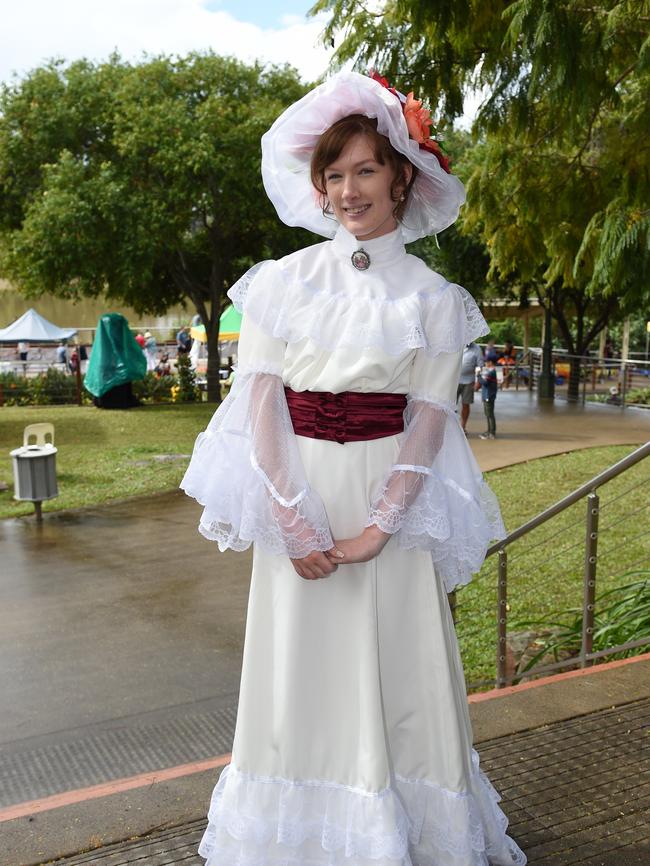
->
[10,423,58,519]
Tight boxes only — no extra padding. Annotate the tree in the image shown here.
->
[314,0,650,398]
[0,54,311,401]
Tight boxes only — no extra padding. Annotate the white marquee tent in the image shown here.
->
[0,308,77,343]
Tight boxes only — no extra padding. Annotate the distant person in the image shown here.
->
[56,342,67,365]
[144,331,157,372]
[478,357,499,440]
[456,341,483,434]
[69,346,79,374]
[17,340,29,362]
[79,344,89,373]
[156,352,171,377]
[604,337,615,378]
[484,339,498,364]
[84,313,146,409]
[176,326,192,354]
[135,332,146,349]
[498,340,517,388]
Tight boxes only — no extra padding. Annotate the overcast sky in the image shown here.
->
[0,0,481,124]
[0,0,334,86]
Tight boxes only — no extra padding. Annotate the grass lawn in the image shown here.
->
[458,444,650,685]
[1,404,648,684]
[0,403,214,518]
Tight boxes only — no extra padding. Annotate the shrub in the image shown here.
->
[0,369,87,406]
[174,352,200,402]
[627,387,650,406]
[511,572,650,676]
[131,373,176,403]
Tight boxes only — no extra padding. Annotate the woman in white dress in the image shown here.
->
[181,71,526,866]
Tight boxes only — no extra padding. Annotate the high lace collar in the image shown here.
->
[330,224,407,270]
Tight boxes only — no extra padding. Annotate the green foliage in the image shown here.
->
[512,575,650,674]
[0,54,312,400]
[0,369,87,406]
[0,402,215,517]
[174,352,200,403]
[131,373,177,404]
[454,444,650,683]
[315,0,650,368]
[626,387,650,405]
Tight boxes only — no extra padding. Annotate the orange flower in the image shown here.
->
[403,92,433,144]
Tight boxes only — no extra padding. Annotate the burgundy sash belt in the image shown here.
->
[285,387,406,444]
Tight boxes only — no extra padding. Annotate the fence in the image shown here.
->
[451,442,650,691]
[497,349,650,409]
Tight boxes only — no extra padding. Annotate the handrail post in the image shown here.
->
[581,492,600,667]
[496,549,508,687]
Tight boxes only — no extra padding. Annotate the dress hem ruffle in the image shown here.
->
[198,755,526,866]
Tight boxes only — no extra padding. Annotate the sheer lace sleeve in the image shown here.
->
[180,310,333,557]
[367,340,505,593]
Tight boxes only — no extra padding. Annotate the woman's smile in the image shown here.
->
[324,135,406,240]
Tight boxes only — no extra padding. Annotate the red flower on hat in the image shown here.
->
[369,69,399,98]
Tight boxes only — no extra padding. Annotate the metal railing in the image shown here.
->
[523,350,650,408]
[453,441,650,691]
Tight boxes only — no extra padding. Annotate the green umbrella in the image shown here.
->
[219,305,242,340]
[190,305,242,343]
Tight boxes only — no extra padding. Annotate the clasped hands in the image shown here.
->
[290,525,390,581]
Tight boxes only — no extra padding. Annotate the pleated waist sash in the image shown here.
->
[285,387,406,444]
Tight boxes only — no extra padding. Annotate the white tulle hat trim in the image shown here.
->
[261,71,466,243]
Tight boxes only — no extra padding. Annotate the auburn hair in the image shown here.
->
[310,115,417,221]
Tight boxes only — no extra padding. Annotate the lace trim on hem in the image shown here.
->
[197,756,527,865]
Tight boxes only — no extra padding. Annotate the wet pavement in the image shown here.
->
[464,390,650,472]
[0,492,250,777]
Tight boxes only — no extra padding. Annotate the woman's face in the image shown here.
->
[323,134,410,241]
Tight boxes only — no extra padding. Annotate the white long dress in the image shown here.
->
[181,225,526,866]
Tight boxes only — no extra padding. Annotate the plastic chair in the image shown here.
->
[23,423,55,447]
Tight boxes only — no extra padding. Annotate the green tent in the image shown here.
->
[84,313,147,398]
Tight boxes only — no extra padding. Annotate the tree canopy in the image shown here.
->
[314,0,650,388]
[0,53,310,399]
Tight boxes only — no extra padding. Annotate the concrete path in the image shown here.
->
[465,390,650,472]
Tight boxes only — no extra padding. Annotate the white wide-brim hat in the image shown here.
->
[261,71,466,243]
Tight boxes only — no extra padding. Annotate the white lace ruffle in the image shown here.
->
[228,259,488,360]
[198,754,526,866]
[180,369,333,557]
[367,399,505,592]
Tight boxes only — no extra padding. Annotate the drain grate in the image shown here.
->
[0,704,237,808]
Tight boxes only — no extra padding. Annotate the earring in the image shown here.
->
[399,194,405,202]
